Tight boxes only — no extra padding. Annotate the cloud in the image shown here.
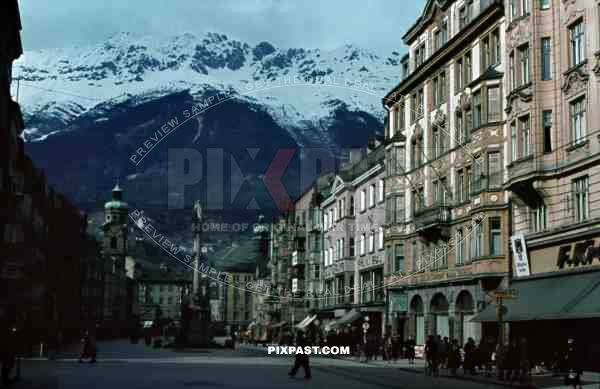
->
[19,0,424,52]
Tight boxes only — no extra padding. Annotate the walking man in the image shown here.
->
[289,331,311,380]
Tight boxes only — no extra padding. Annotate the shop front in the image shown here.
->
[473,230,600,370]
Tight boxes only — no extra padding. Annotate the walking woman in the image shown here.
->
[564,338,583,389]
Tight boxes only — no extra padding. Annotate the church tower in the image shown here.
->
[102,182,129,325]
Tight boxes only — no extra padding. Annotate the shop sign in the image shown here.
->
[511,234,530,277]
[557,239,600,269]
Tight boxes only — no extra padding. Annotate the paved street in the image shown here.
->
[12,340,519,389]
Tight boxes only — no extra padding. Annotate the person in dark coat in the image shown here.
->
[405,336,416,364]
[564,338,583,389]
[506,338,520,384]
[289,331,311,380]
[391,335,400,363]
[78,330,97,363]
[463,337,477,375]
[1,324,17,387]
[447,338,461,375]
[425,335,438,376]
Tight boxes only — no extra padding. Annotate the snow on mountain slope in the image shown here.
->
[14,32,402,143]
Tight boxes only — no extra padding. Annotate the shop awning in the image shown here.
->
[296,314,317,329]
[471,270,600,322]
[332,309,362,328]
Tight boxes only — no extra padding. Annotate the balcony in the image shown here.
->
[505,152,546,207]
[324,258,354,279]
[414,205,451,238]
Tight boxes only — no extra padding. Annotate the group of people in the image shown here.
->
[424,335,492,377]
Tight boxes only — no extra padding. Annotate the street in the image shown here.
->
[15,340,505,389]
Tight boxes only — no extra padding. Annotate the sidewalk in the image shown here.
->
[235,343,600,388]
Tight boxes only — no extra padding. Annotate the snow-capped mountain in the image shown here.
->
[17,32,402,221]
[15,32,401,143]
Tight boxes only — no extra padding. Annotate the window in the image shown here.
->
[510,0,517,18]
[489,218,502,255]
[520,115,531,157]
[395,195,405,223]
[360,190,366,211]
[569,20,585,67]
[474,222,483,258]
[543,110,552,153]
[396,103,405,131]
[573,176,589,222]
[473,90,482,128]
[411,240,418,272]
[511,121,518,161]
[350,196,355,216]
[360,234,366,255]
[456,229,465,265]
[541,37,552,80]
[473,156,483,192]
[110,237,117,249]
[482,36,490,70]
[488,152,502,188]
[570,96,586,144]
[434,29,442,51]
[378,227,384,250]
[368,231,375,253]
[415,43,426,68]
[487,86,501,123]
[509,52,516,90]
[456,58,463,90]
[459,6,467,29]
[378,179,384,203]
[394,244,404,273]
[492,28,501,66]
[457,169,465,203]
[395,145,405,173]
[466,166,472,197]
[329,209,334,226]
[518,44,530,85]
[456,111,464,144]
[531,203,547,232]
[464,51,472,84]
[349,238,355,257]
[402,59,409,79]
[522,0,530,14]
[417,88,424,117]
[539,0,550,10]
[369,184,376,207]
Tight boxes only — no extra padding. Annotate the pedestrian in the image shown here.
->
[506,338,520,384]
[440,336,450,373]
[391,334,400,363]
[425,335,438,376]
[563,337,583,389]
[288,331,311,380]
[405,336,415,364]
[1,323,17,387]
[519,337,531,384]
[448,338,461,376]
[78,330,97,363]
[463,337,477,375]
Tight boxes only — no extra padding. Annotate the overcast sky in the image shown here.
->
[19,0,425,53]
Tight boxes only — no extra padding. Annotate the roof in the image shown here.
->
[337,143,385,182]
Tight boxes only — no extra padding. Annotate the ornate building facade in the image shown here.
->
[383,0,510,346]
